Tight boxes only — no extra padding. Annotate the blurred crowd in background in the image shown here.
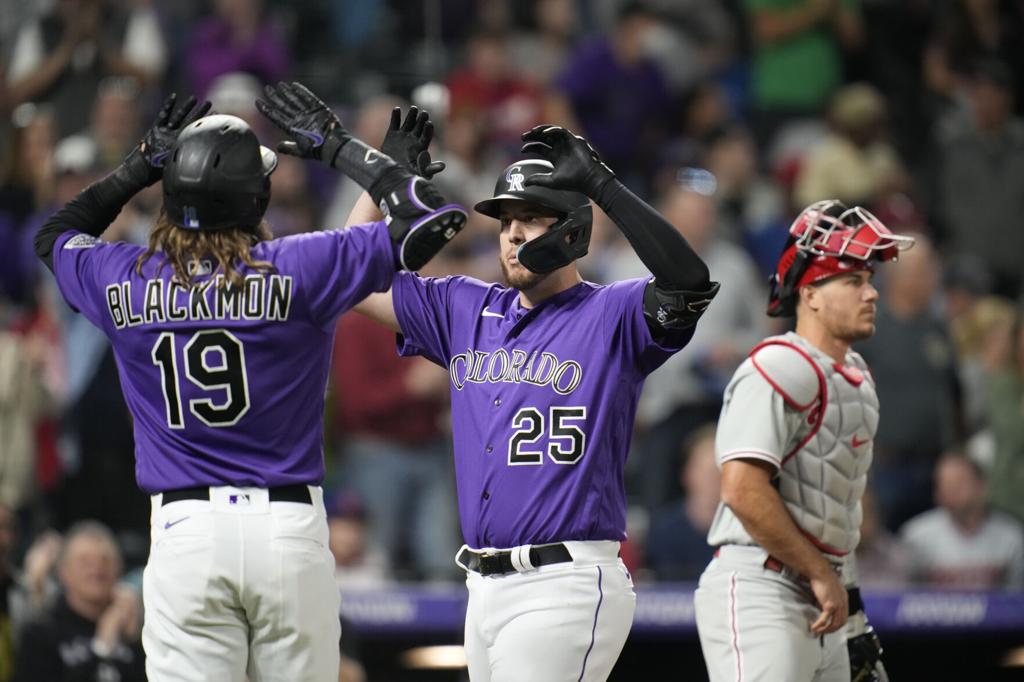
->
[2,0,1024,678]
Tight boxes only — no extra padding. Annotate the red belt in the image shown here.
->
[713,548,809,582]
[763,555,809,582]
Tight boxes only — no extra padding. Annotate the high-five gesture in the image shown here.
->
[256,81,351,163]
[520,125,614,198]
[381,106,446,179]
[134,93,211,185]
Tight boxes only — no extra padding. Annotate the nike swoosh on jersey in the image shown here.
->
[851,435,870,448]
[481,307,504,318]
[163,516,190,530]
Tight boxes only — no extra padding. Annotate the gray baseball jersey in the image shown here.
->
[391,273,692,549]
[50,222,395,492]
[707,331,878,558]
[695,331,879,682]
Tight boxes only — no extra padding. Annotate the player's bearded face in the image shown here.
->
[812,270,879,342]
[497,204,560,290]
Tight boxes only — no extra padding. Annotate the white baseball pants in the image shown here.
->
[142,486,340,682]
[461,540,635,682]
[694,545,849,682]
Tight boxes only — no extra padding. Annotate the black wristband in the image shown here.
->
[847,586,865,614]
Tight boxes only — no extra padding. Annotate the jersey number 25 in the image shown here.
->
[508,407,586,466]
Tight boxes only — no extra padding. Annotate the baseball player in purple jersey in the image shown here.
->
[693,200,912,682]
[33,84,466,681]
[352,123,720,681]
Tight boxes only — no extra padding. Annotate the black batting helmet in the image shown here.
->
[162,114,277,232]
[474,159,592,274]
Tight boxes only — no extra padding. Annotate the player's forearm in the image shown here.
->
[353,291,400,333]
[594,179,711,291]
[34,155,148,271]
[346,191,383,228]
[721,464,836,581]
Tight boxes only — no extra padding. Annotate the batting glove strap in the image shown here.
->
[389,203,468,271]
[373,173,449,220]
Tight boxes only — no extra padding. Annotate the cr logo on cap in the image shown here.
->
[506,165,525,193]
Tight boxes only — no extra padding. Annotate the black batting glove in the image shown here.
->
[520,125,615,198]
[381,106,446,179]
[256,81,351,165]
[125,93,211,187]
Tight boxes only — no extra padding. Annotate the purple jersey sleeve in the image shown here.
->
[391,271,493,367]
[267,222,395,329]
[602,278,694,376]
[52,231,142,328]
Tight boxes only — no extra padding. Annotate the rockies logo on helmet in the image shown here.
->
[475,160,593,274]
[506,165,526,193]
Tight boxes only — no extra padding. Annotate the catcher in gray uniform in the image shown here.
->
[693,200,914,682]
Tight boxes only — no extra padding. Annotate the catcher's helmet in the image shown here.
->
[474,159,592,274]
[767,199,915,317]
[162,114,277,231]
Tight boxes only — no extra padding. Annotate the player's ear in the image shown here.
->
[798,284,821,312]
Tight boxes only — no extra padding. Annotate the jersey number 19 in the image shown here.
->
[151,329,251,429]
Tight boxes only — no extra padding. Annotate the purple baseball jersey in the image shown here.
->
[393,273,693,548]
[51,222,395,493]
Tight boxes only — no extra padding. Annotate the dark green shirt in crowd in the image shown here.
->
[746,0,858,111]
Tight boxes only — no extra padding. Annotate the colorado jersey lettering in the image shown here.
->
[392,272,694,548]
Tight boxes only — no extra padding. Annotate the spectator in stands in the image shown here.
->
[1,104,56,227]
[0,105,57,305]
[900,452,1024,589]
[327,492,391,590]
[608,179,767,511]
[858,233,962,531]
[0,311,52,520]
[854,490,912,590]
[186,0,291,98]
[794,82,908,209]
[745,0,864,147]
[645,425,721,581]
[934,59,1024,299]
[14,522,145,681]
[983,306,1024,526]
[88,77,142,170]
[700,124,787,275]
[446,29,544,157]
[547,2,671,190]
[6,0,166,137]
[332,312,460,581]
[509,0,580,87]
[923,0,1024,107]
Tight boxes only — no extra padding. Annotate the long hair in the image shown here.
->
[136,210,274,289]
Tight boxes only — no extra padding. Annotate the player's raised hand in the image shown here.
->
[381,106,446,179]
[520,125,614,198]
[256,81,351,164]
[135,93,211,185]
